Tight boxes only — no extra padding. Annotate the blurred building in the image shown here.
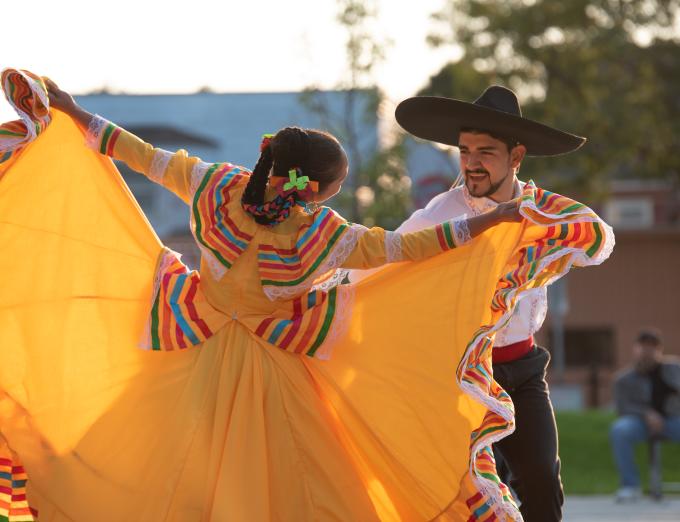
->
[75,90,380,267]
[538,179,680,409]
[404,137,458,207]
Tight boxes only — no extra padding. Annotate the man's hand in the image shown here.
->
[644,410,665,436]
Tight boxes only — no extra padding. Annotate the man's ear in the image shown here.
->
[511,144,527,171]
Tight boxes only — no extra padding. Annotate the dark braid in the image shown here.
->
[241,126,346,226]
[242,145,273,208]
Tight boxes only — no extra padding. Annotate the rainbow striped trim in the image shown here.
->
[0,69,51,175]
[0,456,37,522]
[434,221,457,250]
[457,181,614,520]
[85,115,123,156]
[189,163,257,278]
[143,248,350,358]
[247,285,347,358]
[140,249,229,351]
[258,207,360,300]
[98,121,122,156]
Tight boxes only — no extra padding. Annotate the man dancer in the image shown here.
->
[391,86,587,522]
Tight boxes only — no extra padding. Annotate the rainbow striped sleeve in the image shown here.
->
[140,248,230,351]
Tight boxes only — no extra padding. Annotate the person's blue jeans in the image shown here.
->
[610,414,680,487]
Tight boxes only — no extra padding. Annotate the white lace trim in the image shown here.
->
[463,186,494,216]
[452,217,472,247]
[139,248,182,349]
[462,178,523,216]
[263,223,368,301]
[189,160,212,197]
[456,196,615,521]
[493,287,547,348]
[313,284,355,360]
[148,149,173,184]
[27,74,50,115]
[198,245,228,280]
[312,268,350,292]
[1,70,50,148]
[85,114,110,151]
[520,207,615,266]
[525,206,598,225]
[384,231,404,263]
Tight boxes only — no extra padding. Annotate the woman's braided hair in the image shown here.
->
[241,126,346,226]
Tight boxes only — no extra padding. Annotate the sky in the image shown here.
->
[0,0,460,123]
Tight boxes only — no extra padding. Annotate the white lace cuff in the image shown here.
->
[85,114,111,151]
[189,160,212,197]
[149,149,173,184]
[385,231,404,263]
[452,218,472,247]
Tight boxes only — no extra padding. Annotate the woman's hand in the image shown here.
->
[44,78,94,130]
[492,198,523,223]
[45,78,78,114]
[464,198,524,241]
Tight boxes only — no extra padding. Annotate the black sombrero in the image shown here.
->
[395,85,586,157]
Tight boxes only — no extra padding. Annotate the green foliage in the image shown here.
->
[424,0,680,201]
[557,410,680,494]
[358,141,412,229]
[301,0,410,226]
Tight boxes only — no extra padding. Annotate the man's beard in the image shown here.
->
[465,169,511,198]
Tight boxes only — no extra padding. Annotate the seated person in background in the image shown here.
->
[610,328,680,501]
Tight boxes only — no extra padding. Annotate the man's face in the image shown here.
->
[458,132,523,201]
[633,342,663,371]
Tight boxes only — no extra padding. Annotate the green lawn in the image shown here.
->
[557,410,680,495]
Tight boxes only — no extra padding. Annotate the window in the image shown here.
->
[604,197,654,229]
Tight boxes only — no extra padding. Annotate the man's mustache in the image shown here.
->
[465,169,490,176]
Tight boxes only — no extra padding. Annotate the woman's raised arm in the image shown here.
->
[46,78,205,204]
[341,199,522,269]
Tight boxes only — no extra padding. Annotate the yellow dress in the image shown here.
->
[0,70,614,522]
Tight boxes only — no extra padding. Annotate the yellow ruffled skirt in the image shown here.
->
[0,110,520,521]
[1,73,613,521]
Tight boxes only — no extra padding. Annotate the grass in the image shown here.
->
[556,410,680,495]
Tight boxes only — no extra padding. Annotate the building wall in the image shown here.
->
[539,229,680,407]
[562,229,680,362]
[74,90,379,264]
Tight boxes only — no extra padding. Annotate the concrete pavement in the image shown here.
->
[564,495,680,521]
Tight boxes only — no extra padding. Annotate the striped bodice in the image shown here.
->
[142,165,360,358]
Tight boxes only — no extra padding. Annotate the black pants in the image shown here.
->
[493,346,564,522]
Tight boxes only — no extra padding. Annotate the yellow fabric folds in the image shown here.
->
[0,110,528,521]
[0,63,615,520]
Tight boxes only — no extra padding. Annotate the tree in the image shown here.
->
[423,0,680,201]
[301,0,411,228]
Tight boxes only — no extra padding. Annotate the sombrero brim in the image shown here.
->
[395,96,586,157]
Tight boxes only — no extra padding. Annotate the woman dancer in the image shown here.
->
[0,71,611,521]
